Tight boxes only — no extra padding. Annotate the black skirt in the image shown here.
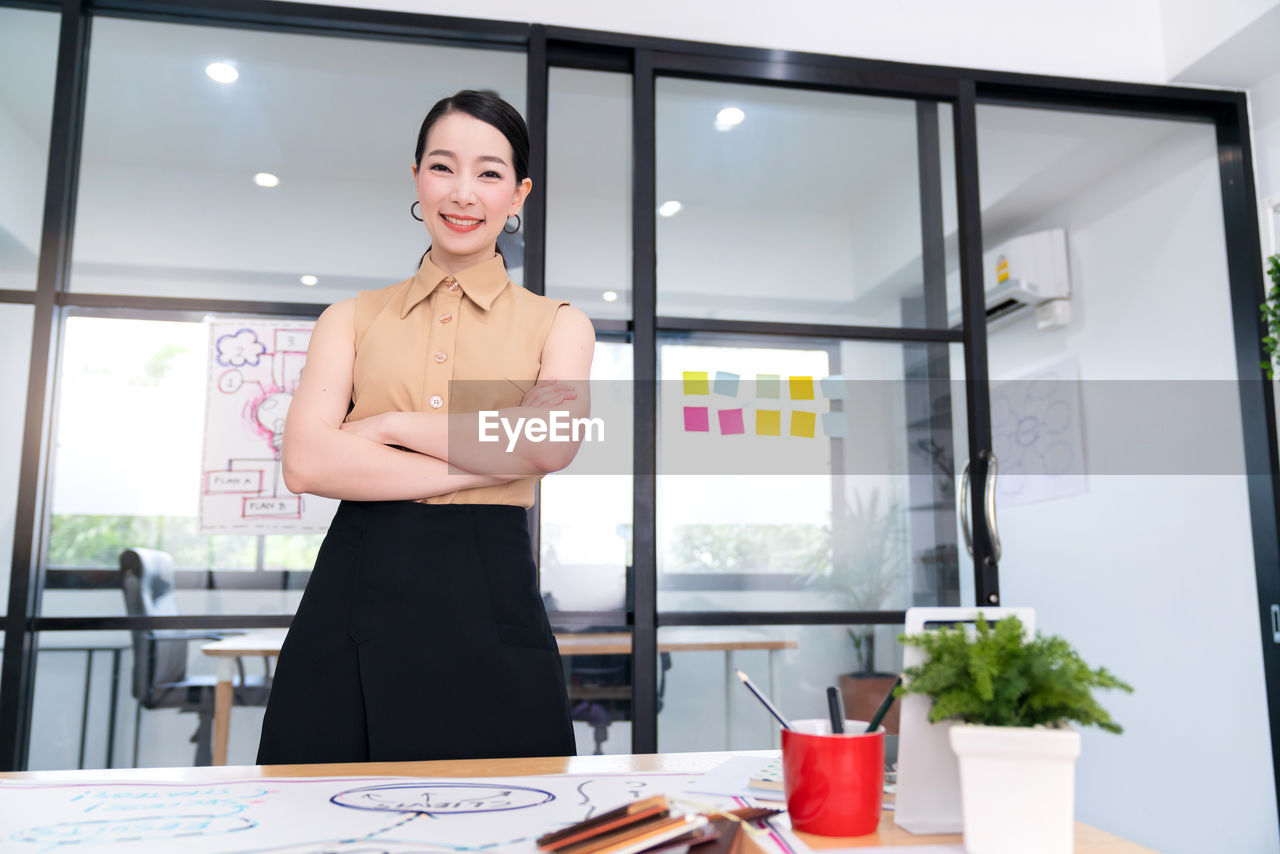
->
[256,500,576,764]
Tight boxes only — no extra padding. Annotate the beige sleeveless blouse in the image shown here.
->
[348,251,568,507]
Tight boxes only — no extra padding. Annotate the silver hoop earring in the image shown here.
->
[410,201,423,222]
[503,213,521,234]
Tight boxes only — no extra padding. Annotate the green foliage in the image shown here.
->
[1259,255,1280,379]
[896,614,1133,733]
[669,523,828,574]
[48,514,322,570]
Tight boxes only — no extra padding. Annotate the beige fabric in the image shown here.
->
[350,251,568,507]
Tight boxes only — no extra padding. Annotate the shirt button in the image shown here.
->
[439,313,452,324]
[447,281,460,292]
[434,351,448,364]
[429,395,443,409]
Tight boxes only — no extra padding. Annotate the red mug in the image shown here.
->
[781,718,884,837]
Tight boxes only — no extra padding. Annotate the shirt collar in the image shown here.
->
[400,251,510,318]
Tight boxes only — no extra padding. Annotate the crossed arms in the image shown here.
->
[281,298,595,501]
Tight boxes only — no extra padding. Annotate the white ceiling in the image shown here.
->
[0,7,1219,311]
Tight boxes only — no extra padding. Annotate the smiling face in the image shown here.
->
[412,110,532,274]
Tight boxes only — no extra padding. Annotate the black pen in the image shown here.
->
[735,669,792,730]
[826,686,845,734]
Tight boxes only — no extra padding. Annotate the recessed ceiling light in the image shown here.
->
[300,275,318,286]
[254,172,279,188]
[205,62,239,84]
[715,106,745,131]
[602,291,618,302]
[657,200,683,218]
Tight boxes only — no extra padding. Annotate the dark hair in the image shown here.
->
[414,89,529,182]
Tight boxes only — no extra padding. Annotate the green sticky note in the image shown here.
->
[756,409,781,436]
[683,371,710,395]
[756,374,781,399]
[789,376,815,400]
[791,411,816,438]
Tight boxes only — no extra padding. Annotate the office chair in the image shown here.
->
[567,649,672,754]
[120,548,271,766]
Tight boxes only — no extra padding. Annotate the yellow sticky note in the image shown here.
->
[791,411,816,438]
[756,409,781,436]
[789,376,815,400]
[683,371,710,395]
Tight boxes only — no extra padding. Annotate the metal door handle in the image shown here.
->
[982,449,1001,564]
[959,459,973,556]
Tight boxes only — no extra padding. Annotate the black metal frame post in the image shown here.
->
[0,0,90,771]
[952,80,999,605]
[630,48,658,755]
[1216,92,1280,820]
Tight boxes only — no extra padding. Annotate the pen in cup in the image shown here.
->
[826,686,845,734]
[735,670,791,730]
[865,675,903,733]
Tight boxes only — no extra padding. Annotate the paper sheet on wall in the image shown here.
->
[0,772,773,853]
[199,319,338,534]
[990,357,1087,507]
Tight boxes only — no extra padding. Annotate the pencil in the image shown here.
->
[865,675,903,734]
[735,670,791,730]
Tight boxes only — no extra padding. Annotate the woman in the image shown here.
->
[256,90,594,764]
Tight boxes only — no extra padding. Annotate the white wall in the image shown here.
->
[1254,68,1280,251]
[977,117,1277,854]
[1160,0,1280,79]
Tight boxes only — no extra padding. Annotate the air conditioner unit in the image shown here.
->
[948,228,1071,329]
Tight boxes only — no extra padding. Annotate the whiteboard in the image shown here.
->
[199,319,338,535]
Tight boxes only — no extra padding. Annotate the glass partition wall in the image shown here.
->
[1,12,1275,852]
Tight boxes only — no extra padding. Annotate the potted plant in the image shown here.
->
[897,614,1132,854]
[804,489,907,733]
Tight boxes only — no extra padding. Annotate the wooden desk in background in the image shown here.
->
[202,629,798,766]
[0,750,1156,852]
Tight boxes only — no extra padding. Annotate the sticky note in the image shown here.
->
[756,409,781,436]
[718,408,745,435]
[820,375,846,400]
[683,371,709,395]
[713,371,740,397]
[756,374,781,399]
[822,411,848,438]
[791,411,816,438]
[684,406,709,432]
[789,376,815,400]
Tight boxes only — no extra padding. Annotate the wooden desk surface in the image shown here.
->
[0,751,1154,852]
[202,629,798,658]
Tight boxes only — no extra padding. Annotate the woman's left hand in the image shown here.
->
[340,412,393,444]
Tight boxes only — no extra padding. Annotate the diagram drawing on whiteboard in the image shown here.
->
[200,320,338,535]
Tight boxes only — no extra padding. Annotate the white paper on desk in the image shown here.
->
[0,771,748,853]
[682,754,786,802]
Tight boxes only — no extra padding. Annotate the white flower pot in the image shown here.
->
[949,723,1081,854]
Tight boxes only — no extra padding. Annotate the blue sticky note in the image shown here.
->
[713,371,740,397]
[822,411,848,438]
[820,375,847,400]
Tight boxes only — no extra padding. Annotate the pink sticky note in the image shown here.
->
[684,406,710,432]
[718,408,745,435]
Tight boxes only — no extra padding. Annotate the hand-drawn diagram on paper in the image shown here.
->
[990,357,1087,507]
[200,320,338,534]
[0,773,736,853]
